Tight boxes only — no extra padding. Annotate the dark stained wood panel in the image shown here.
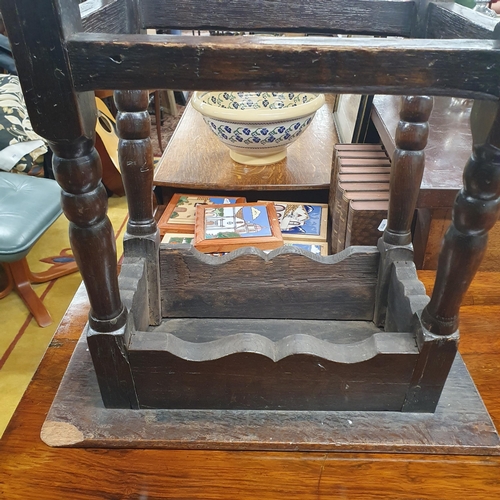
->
[426,2,500,39]
[128,329,417,411]
[67,35,500,99]
[139,0,416,37]
[80,0,131,34]
[159,246,380,320]
[0,0,97,141]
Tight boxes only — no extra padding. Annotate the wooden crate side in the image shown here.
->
[159,245,379,320]
[129,323,417,411]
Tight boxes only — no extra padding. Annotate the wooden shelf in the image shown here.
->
[153,95,338,193]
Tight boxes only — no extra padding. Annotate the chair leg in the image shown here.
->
[4,257,78,328]
[0,263,14,299]
[7,259,53,327]
[27,259,79,283]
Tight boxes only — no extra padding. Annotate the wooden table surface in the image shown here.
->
[1,271,500,498]
[153,95,337,194]
[371,95,472,209]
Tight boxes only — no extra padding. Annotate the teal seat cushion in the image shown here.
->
[0,172,63,262]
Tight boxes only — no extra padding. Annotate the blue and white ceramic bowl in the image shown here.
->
[191,91,325,166]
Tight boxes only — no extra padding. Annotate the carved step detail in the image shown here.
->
[374,96,433,326]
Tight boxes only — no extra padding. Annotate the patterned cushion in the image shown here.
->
[0,73,47,173]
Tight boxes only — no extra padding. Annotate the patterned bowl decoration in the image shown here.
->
[191,91,325,166]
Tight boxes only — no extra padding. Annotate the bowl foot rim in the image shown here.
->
[230,149,287,166]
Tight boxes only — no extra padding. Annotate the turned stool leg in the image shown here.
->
[421,101,500,336]
[1,0,137,407]
[403,101,500,412]
[384,96,433,247]
[114,90,161,327]
[375,95,433,325]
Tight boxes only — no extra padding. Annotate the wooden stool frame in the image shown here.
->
[2,0,500,434]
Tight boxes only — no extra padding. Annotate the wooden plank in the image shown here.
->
[40,333,500,453]
[426,2,500,39]
[67,35,500,99]
[139,0,416,37]
[80,0,131,34]
[118,256,149,331]
[386,261,429,334]
[128,319,416,410]
[402,325,458,412]
[159,246,380,320]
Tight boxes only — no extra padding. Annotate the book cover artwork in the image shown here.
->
[161,233,195,245]
[168,195,244,225]
[284,242,328,255]
[194,202,283,253]
[265,202,328,241]
[204,205,272,239]
[158,193,246,234]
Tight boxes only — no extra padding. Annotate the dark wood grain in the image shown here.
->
[3,0,500,475]
[86,323,139,409]
[372,97,432,327]
[386,260,429,334]
[426,2,500,39]
[41,327,500,451]
[159,246,379,320]
[115,90,156,238]
[403,296,459,412]
[118,256,149,331]
[139,0,416,36]
[129,326,417,411]
[0,0,95,140]
[67,35,500,99]
[80,0,131,34]
[154,96,337,192]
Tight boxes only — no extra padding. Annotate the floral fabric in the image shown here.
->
[0,73,47,173]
